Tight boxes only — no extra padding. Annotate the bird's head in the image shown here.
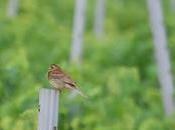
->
[48,64,60,71]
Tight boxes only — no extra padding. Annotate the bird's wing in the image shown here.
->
[63,75,77,88]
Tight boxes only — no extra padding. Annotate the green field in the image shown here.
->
[0,0,175,130]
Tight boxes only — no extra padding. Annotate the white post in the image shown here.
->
[94,0,105,38]
[147,0,174,116]
[170,0,175,12]
[7,0,19,18]
[38,88,59,130]
[70,0,87,64]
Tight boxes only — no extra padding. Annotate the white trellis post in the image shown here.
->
[94,0,105,38]
[70,0,87,64]
[38,88,59,130]
[170,0,175,12]
[7,0,19,18]
[147,0,174,116]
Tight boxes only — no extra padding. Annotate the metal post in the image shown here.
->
[147,0,174,116]
[38,88,59,130]
[70,0,87,64]
[94,0,105,38]
[7,0,19,18]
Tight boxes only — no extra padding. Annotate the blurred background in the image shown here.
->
[1,0,175,129]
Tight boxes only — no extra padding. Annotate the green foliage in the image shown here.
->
[0,0,175,130]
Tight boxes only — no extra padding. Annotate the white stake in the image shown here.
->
[7,0,19,18]
[147,0,174,116]
[38,88,59,130]
[70,0,87,64]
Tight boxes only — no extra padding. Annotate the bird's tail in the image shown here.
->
[71,88,87,98]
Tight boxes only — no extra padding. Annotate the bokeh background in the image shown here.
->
[1,0,175,130]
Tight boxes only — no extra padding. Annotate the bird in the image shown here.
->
[47,64,87,98]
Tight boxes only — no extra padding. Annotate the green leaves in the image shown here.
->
[0,0,175,130]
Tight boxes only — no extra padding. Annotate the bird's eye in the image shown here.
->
[50,64,56,69]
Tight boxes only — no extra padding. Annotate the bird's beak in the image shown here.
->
[48,67,52,71]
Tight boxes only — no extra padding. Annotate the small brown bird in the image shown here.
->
[47,64,86,97]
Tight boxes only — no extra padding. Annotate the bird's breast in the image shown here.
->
[49,79,65,90]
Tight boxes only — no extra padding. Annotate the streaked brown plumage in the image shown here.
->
[47,64,86,97]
